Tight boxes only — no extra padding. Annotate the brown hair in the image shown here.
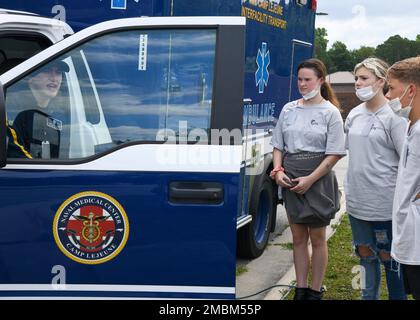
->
[297,58,341,110]
[388,57,420,86]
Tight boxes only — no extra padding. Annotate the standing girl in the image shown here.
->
[344,57,406,300]
[271,58,345,300]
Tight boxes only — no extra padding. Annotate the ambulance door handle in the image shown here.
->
[169,182,224,205]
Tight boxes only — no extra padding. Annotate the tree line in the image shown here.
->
[315,28,420,73]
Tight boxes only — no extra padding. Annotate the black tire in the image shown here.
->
[237,174,276,258]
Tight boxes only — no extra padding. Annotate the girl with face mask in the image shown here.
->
[387,57,420,300]
[344,58,407,300]
[270,59,346,300]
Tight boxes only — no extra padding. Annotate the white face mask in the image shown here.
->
[355,85,380,102]
[395,106,412,119]
[388,86,410,112]
[302,87,319,101]
[388,97,402,112]
[389,86,415,118]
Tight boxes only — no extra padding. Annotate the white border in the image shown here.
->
[0,284,234,294]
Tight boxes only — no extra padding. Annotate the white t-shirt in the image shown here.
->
[271,100,346,156]
[344,103,407,221]
[391,120,420,265]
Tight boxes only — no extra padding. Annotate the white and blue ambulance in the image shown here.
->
[0,0,316,299]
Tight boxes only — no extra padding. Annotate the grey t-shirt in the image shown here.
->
[391,120,420,264]
[344,103,407,221]
[271,100,346,155]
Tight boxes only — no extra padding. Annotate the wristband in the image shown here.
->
[269,166,284,179]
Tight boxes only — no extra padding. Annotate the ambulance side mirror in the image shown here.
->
[0,83,6,168]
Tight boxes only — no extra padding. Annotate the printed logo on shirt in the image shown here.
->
[311,119,319,126]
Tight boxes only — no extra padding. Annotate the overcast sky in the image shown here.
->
[315,0,420,50]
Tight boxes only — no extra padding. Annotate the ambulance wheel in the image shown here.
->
[237,175,275,258]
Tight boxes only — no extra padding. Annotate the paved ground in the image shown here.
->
[236,156,349,300]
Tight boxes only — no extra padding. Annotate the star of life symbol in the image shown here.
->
[255,42,270,94]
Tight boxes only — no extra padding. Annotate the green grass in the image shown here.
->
[323,214,362,300]
[236,265,248,277]
[330,222,340,230]
[277,242,294,251]
[286,213,397,300]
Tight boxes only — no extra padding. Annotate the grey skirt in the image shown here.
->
[282,152,341,228]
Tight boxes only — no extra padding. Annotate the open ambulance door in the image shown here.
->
[0,16,245,299]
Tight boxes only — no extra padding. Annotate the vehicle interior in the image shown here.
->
[0,34,52,74]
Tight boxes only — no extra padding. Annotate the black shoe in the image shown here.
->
[306,287,324,300]
[293,287,308,300]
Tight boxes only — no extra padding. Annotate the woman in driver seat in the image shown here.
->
[6,60,70,159]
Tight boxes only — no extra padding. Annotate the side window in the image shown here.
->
[0,35,52,75]
[289,41,313,101]
[5,29,216,160]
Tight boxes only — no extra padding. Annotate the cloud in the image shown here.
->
[317,15,419,50]
[316,1,420,50]
[317,0,420,20]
